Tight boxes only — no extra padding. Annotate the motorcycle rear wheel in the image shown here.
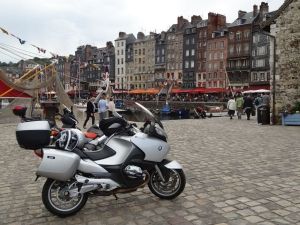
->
[148,168,186,199]
[42,178,88,217]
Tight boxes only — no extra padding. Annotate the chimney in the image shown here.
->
[191,15,202,25]
[253,4,258,17]
[260,2,269,15]
[137,32,145,40]
[238,10,247,19]
[119,32,126,38]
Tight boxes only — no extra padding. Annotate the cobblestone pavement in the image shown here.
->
[1,117,300,225]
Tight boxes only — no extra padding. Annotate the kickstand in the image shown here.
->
[113,193,118,200]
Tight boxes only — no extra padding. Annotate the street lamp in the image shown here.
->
[260,30,276,125]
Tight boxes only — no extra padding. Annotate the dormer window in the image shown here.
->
[236,19,242,25]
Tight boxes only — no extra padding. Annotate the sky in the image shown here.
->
[0,0,284,63]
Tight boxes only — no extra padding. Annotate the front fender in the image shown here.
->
[164,160,182,169]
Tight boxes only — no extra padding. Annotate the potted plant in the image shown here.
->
[282,101,300,126]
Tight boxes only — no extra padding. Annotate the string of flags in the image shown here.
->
[0,26,59,58]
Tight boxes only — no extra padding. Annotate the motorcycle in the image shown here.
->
[15,102,186,217]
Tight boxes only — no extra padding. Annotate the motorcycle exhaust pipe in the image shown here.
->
[75,175,120,191]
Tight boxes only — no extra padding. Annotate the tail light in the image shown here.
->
[34,149,43,158]
[51,129,59,137]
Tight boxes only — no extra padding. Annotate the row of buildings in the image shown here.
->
[57,2,274,95]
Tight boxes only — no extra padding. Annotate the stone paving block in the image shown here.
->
[1,119,300,224]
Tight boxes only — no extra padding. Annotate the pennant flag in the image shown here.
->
[50,52,58,58]
[18,38,26,45]
[0,27,9,35]
[10,34,26,45]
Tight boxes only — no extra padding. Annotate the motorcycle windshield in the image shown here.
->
[124,101,163,127]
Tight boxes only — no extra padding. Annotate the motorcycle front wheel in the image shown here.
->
[42,178,88,217]
[148,168,186,200]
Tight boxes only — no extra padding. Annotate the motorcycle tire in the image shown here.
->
[148,168,186,200]
[42,178,88,217]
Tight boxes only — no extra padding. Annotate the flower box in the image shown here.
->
[282,113,300,126]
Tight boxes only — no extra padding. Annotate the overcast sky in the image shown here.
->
[0,0,284,63]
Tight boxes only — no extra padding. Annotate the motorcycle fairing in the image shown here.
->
[131,132,169,162]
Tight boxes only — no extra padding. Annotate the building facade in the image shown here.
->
[227,10,255,90]
[115,32,136,90]
[154,32,167,88]
[206,29,228,88]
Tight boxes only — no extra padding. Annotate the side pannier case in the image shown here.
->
[16,121,51,150]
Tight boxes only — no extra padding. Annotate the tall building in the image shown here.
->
[182,16,201,88]
[206,29,228,88]
[132,32,156,89]
[165,16,190,87]
[226,10,256,90]
[251,2,273,90]
[196,13,226,88]
[115,32,136,90]
[154,32,167,87]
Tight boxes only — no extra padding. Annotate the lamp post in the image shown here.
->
[260,30,276,125]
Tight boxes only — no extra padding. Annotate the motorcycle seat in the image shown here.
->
[84,146,116,161]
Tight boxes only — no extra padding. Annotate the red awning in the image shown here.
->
[204,88,226,93]
[0,80,31,98]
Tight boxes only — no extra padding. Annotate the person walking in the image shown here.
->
[243,95,254,120]
[83,97,95,129]
[235,93,244,119]
[108,97,116,117]
[98,93,108,126]
[227,96,236,119]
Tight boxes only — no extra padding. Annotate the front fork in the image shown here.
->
[155,160,183,182]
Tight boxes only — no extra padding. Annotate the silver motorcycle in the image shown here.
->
[15,102,186,217]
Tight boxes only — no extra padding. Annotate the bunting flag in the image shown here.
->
[0,25,60,57]
[50,52,58,58]
[10,34,26,45]
[0,27,9,35]
[31,44,46,54]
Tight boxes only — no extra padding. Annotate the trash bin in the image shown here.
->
[258,106,270,125]
[257,107,262,124]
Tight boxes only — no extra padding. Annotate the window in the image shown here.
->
[117,50,119,55]
[253,34,259,43]
[117,59,120,65]
[236,32,241,40]
[257,46,266,55]
[214,52,218,60]
[185,61,189,68]
[162,49,165,55]
[121,49,123,55]
[191,60,194,68]
[244,30,250,39]
[186,39,190,45]
[229,32,234,40]
[257,59,265,67]
[244,43,249,53]
[191,37,195,44]
[191,49,195,56]
[260,72,265,81]
[229,45,234,55]
[253,73,257,81]
[121,68,123,74]
[213,72,217,78]
[185,50,189,57]
[220,41,224,49]
[236,44,241,54]
[121,42,124,46]
[220,52,224,59]
[220,61,224,69]
[121,58,123,64]
[156,56,159,62]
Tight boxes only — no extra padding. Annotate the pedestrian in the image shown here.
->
[243,95,254,120]
[235,92,244,119]
[98,93,108,126]
[108,97,116,117]
[83,97,95,129]
[227,96,236,119]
